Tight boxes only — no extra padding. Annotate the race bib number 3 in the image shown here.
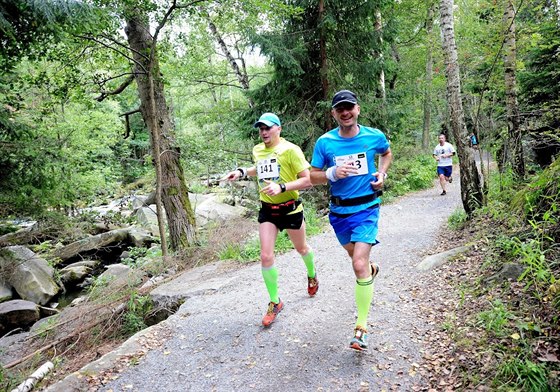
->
[334,152,369,176]
[257,158,280,180]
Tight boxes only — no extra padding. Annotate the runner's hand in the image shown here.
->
[336,163,358,179]
[370,172,385,190]
[260,180,281,196]
[221,171,240,182]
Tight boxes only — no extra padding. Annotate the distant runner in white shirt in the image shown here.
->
[433,133,456,196]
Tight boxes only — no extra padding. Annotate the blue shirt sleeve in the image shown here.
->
[310,138,326,169]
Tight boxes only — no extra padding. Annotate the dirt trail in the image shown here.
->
[48,180,462,392]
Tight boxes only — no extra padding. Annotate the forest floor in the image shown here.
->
[42,174,482,391]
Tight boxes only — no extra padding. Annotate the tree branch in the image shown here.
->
[119,108,141,138]
[95,75,135,102]
[76,35,148,74]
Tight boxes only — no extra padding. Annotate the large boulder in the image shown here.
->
[0,246,60,305]
[52,228,155,262]
[0,280,12,302]
[135,207,163,237]
[99,264,144,288]
[0,220,38,247]
[135,193,249,234]
[51,229,129,262]
[126,227,157,248]
[0,299,40,335]
[192,194,248,227]
[59,264,93,286]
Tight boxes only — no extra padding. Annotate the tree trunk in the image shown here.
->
[319,0,331,130]
[503,0,525,179]
[422,4,435,150]
[125,13,196,251]
[205,13,254,108]
[374,9,386,103]
[439,0,483,215]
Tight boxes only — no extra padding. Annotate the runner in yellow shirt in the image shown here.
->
[225,113,318,327]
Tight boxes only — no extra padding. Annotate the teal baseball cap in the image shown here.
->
[254,112,281,128]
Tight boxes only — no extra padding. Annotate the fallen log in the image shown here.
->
[10,361,53,392]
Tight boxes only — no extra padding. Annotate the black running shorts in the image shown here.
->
[258,209,304,231]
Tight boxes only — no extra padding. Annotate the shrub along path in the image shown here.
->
[46,179,462,391]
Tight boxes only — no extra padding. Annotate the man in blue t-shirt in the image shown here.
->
[310,90,393,351]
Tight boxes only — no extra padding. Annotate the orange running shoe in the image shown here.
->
[350,326,368,351]
[262,299,284,327]
[307,274,319,297]
[371,263,379,279]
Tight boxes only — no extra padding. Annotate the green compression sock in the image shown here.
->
[355,277,374,328]
[262,266,279,304]
[302,250,316,278]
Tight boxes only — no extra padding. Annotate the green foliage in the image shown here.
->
[495,356,550,392]
[448,208,469,230]
[244,0,396,150]
[512,160,560,240]
[0,56,125,214]
[514,239,554,299]
[476,300,514,337]
[385,151,435,198]
[121,292,152,336]
[0,222,18,236]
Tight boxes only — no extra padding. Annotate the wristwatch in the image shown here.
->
[279,183,287,193]
[380,172,388,180]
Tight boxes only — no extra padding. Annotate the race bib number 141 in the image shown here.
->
[257,158,280,180]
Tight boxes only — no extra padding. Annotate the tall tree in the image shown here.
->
[439,0,483,215]
[503,0,525,179]
[422,3,436,150]
[518,0,560,167]
[123,5,196,253]
[246,0,394,150]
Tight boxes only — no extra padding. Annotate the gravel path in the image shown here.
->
[54,180,462,391]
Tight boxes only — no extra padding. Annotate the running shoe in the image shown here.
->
[448,176,453,183]
[441,190,447,196]
[371,263,379,279]
[262,299,284,327]
[350,326,368,351]
[308,274,319,297]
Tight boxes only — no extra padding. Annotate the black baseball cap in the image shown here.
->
[331,90,358,108]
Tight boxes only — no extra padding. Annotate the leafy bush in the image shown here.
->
[385,152,435,198]
[448,208,468,230]
[495,356,550,392]
[476,300,514,337]
[121,292,152,336]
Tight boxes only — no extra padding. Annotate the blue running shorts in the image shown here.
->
[437,166,452,178]
[329,205,380,246]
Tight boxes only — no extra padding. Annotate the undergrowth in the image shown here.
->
[445,163,560,391]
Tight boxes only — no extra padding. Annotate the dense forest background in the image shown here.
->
[1,0,559,390]
[1,0,557,218]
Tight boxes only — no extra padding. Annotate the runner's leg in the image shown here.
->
[352,242,374,328]
[287,220,315,278]
[260,222,280,303]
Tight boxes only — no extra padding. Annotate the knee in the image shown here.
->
[260,251,275,267]
[352,257,369,275]
[296,244,310,256]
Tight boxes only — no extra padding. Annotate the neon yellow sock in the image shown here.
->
[302,250,316,278]
[355,277,374,328]
[262,266,279,303]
